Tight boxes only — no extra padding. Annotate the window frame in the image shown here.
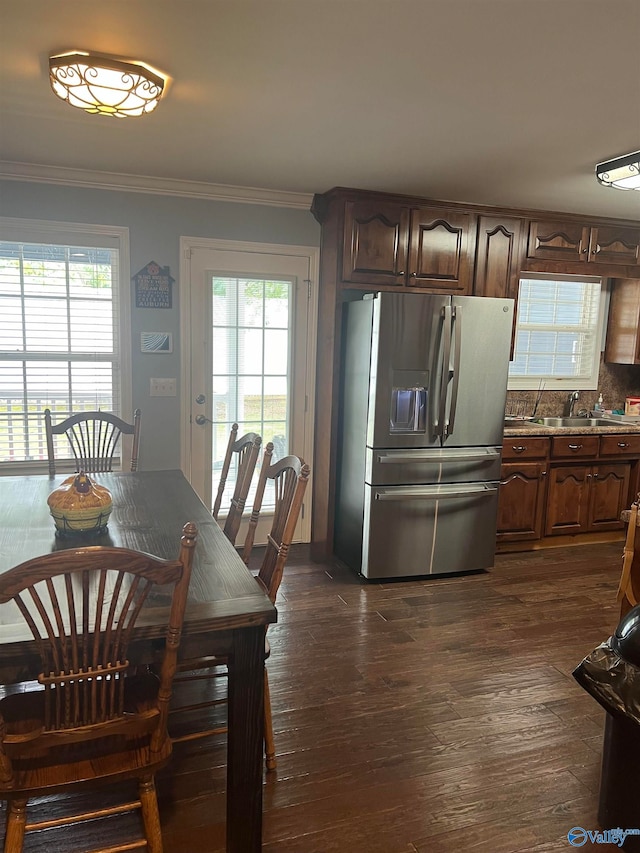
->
[0,217,132,474]
[508,272,610,392]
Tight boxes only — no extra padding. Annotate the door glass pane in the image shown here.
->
[210,276,292,510]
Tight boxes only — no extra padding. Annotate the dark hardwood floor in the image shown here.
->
[3,541,630,852]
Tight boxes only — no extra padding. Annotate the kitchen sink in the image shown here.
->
[529,417,618,428]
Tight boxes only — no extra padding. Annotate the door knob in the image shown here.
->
[195,414,214,425]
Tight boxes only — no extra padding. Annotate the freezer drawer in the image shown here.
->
[361,481,500,579]
[366,446,502,486]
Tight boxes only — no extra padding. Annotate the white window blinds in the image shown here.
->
[509,275,605,390]
[0,240,121,464]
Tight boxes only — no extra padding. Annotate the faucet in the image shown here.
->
[566,390,580,417]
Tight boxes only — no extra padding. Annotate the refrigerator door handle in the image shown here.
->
[376,449,501,464]
[436,304,452,438]
[375,483,498,501]
[445,304,462,438]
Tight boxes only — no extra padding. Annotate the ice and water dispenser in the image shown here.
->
[389,369,428,434]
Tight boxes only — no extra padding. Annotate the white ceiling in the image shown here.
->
[1,0,639,219]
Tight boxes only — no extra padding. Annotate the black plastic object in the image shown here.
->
[611,604,640,667]
[573,605,640,850]
[573,604,640,726]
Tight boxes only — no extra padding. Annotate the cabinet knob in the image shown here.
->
[581,247,588,253]
[409,271,417,277]
[512,445,527,453]
[568,444,582,451]
[618,442,629,448]
[397,271,405,276]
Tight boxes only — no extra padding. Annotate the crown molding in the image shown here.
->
[0,161,314,210]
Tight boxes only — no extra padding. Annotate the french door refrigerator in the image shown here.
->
[334,291,513,579]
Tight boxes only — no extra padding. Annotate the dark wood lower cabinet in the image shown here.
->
[545,464,592,535]
[498,433,639,548]
[545,462,630,536]
[589,463,631,530]
[497,462,547,541]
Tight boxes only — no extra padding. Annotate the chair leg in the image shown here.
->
[138,775,163,853]
[4,798,27,853]
[263,668,276,771]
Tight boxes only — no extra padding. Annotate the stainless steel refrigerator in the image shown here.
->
[334,291,513,579]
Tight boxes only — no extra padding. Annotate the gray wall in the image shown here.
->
[0,179,320,470]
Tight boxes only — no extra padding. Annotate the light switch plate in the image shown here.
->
[150,378,177,397]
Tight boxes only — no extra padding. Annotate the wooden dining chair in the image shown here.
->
[170,443,310,771]
[0,523,197,853]
[212,424,262,544]
[44,408,142,476]
[212,424,262,546]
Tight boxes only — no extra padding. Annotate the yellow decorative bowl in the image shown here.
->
[47,472,113,535]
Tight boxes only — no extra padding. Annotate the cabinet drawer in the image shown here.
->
[600,434,640,456]
[502,437,549,460]
[551,435,599,458]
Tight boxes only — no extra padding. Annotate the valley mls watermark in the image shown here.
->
[567,826,640,847]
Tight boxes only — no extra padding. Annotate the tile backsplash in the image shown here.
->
[505,357,640,417]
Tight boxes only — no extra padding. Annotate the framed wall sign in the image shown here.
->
[134,261,174,309]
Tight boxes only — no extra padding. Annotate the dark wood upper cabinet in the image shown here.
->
[527,220,640,268]
[590,225,640,266]
[527,220,590,263]
[342,199,475,292]
[473,216,526,356]
[474,216,525,300]
[342,200,409,285]
[605,278,640,364]
[407,207,475,291]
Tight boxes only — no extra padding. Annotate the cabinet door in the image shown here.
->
[407,207,475,291]
[497,462,547,541]
[474,216,526,356]
[588,463,630,531]
[342,200,410,285]
[474,216,525,300]
[589,225,640,267]
[527,220,590,263]
[545,465,591,535]
[605,279,640,364]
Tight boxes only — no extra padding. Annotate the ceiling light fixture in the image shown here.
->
[595,151,640,191]
[49,51,167,118]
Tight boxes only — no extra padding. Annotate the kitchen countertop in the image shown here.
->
[504,421,640,437]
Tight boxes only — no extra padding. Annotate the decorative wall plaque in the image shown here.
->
[140,332,173,353]
[133,261,174,309]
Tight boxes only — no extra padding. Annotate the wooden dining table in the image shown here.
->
[0,469,277,853]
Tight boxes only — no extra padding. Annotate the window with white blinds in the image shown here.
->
[508,274,606,391]
[0,222,130,468]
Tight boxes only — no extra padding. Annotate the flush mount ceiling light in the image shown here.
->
[595,151,640,191]
[49,51,167,118]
